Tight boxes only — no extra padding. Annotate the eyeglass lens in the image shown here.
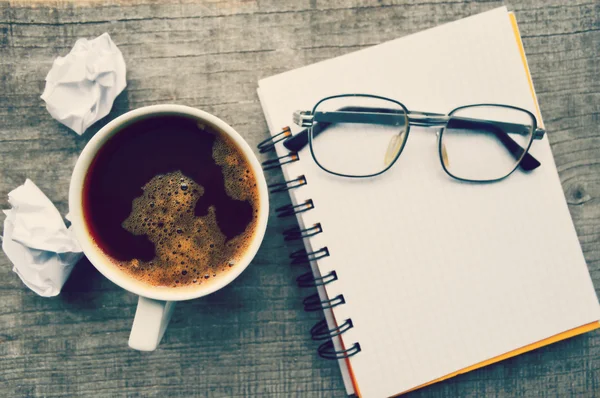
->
[310,96,409,177]
[441,105,535,181]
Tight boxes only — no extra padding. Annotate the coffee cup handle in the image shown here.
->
[128,296,176,351]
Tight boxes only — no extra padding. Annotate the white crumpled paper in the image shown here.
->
[1,180,83,297]
[41,32,126,135]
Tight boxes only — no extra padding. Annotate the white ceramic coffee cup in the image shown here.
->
[69,104,269,351]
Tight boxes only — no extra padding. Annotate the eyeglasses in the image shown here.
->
[283,94,545,182]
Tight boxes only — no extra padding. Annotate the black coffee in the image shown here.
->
[83,115,260,288]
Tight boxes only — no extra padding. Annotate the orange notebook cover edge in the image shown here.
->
[345,12,600,398]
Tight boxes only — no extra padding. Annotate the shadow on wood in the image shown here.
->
[61,256,106,295]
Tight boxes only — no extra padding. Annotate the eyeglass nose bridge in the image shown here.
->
[407,112,450,127]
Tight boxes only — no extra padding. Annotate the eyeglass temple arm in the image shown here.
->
[285,107,402,151]
[408,111,546,140]
[447,118,541,171]
[286,109,543,171]
[293,109,545,138]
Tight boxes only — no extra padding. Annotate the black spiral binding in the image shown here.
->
[311,318,353,341]
[297,270,337,287]
[262,152,300,171]
[289,247,329,265]
[258,128,360,361]
[257,126,292,153]
[303,293,345,312]
[268,176,307,193]
[318,340,362,360]
[283,223,323,241]
[275,200,314,218]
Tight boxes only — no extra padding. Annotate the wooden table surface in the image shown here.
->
[1,1,599,397]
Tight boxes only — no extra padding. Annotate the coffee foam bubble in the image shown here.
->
[118,170,255,288]
[212,134,259,206]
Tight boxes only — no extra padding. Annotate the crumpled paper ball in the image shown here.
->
[1,179,83,297]
[41,32,126,135]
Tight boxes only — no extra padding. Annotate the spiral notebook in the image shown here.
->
[256,7,600,397]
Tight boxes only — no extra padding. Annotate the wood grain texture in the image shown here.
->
[0,0,598,397]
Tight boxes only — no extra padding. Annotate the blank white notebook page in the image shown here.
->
[258,7,600,398]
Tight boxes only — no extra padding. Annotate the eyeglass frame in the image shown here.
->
[284,94,545,182]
